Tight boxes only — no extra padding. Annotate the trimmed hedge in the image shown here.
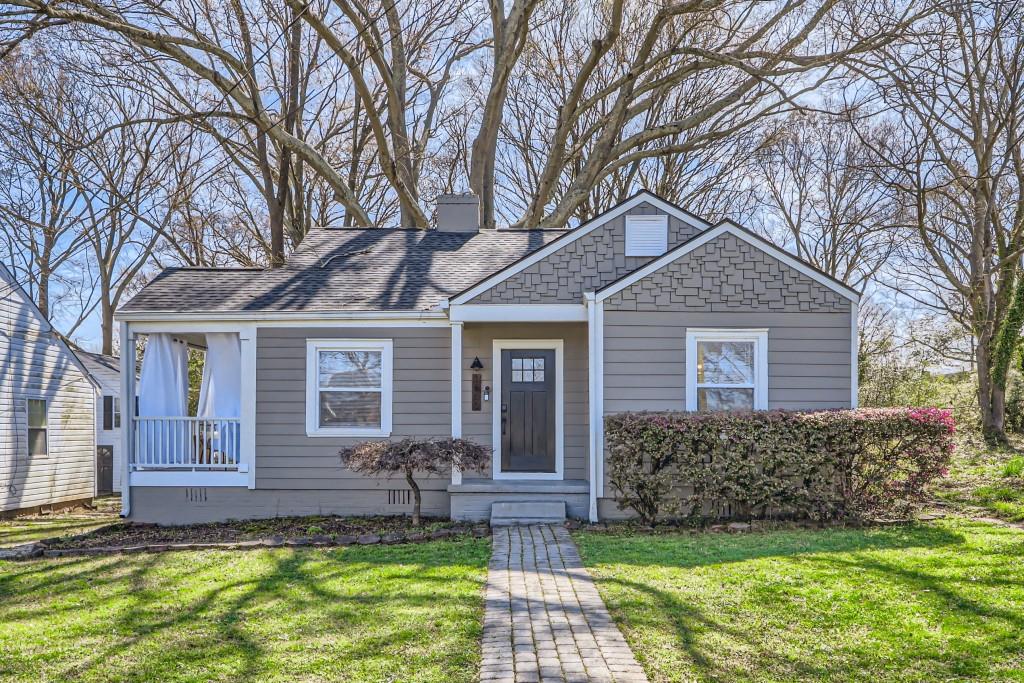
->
[605,408,955,524]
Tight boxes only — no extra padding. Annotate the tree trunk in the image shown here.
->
[405,466,421,527]
[36,269,50,319]
[977,335,1008,446]
[101,287,114,356]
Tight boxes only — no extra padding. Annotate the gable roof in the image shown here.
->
[447,190,711,304]
[0,262,102,389]
[595,220,861,303]
[119,227,564,315]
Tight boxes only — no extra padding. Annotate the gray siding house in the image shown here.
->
[115,191,859,525]
[1,263,99,515]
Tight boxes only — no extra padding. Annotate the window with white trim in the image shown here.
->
[625,215,668,256]
[686,330,768,411]
[306,339,393,436]
[27,398,47,456]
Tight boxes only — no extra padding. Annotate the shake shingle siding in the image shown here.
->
[468,203,701,304]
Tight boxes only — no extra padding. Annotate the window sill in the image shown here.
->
[306,428,391,439]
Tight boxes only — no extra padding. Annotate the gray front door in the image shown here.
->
[500,349,556,473]
[96,446,113,496]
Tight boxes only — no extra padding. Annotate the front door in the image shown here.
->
[96,446,114,496]
[500,349,556,473]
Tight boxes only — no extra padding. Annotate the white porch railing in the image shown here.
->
[131,417,242,471]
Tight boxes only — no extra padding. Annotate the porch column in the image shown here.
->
[585,294,599,522]
[119,321,135,517]
[240,325,257,489]
[450,321,463,486]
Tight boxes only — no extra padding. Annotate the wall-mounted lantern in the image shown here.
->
[471,356,485,411]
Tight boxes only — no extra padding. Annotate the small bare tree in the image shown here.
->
[340,438,490,526]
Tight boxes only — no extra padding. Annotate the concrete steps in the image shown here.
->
[490,500,566,526]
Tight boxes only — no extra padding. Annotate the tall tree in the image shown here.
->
[752,112,898,292]
[0,43,92,318]
[851,1,1024,442]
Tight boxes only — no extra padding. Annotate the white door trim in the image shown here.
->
[491,339,564,481]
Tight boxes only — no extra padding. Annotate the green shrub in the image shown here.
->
[605,408,956,524]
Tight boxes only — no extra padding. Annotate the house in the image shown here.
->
[1,263,100,515]
[78,351,125,495]
[114,191,859,525]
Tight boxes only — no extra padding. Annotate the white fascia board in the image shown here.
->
[448,304,587,323]
[114,309,448,324]
[596,223,861,304]
[448,191,711,305]
[119,313,449,332]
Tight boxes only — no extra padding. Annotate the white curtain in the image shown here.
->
[137,333,189,417]
[198,333,241,418]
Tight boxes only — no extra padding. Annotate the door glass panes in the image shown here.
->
[511,356,545,383]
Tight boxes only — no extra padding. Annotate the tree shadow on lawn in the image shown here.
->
[582,523,1024,682]
[1,539,488,683]
[577,522,968,569]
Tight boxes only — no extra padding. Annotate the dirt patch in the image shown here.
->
[43,515,465,549]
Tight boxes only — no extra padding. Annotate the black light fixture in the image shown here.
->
[470,356,484,370]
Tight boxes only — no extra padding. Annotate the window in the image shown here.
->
[625,215,668,256]
[102,395,121,430]
[306,339,393,436]
[686,330,768,411]
[27,398,47,456]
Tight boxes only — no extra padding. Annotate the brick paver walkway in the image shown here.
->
[481,525,648,683]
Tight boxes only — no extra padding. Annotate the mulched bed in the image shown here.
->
[42,515,471,550]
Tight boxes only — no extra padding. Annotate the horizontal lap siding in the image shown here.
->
[461,322,589,481]
[603,311,852,414]
[1,285,96,512]
[255,326,452,491]
[600,233,855,507]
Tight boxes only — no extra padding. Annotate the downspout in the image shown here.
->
[585,292,599,522]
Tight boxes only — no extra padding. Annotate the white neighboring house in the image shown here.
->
[1,263,100,515]
[78,351,125,494]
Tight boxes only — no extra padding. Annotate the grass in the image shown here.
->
[576,520,1024,683]
[934,432,1024,522]
[0,517,116,547]
[0,538,489,682]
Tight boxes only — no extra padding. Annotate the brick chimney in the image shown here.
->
[435,193,480,232]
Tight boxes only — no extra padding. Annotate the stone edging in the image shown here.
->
[0,525,491,561]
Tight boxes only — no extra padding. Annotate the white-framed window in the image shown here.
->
[102,395,121,430]
[27,398,48,456]
[686,329,768,411]
[305,339,393,437]
[625,215,668,256]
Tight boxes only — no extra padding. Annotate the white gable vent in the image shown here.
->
[625,215,668,256]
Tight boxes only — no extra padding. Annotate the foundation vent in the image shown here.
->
[185,488,208,503]
[387,489,412,505]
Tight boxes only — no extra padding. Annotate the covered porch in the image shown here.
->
[446,302,599,522]
[118,321,257,502]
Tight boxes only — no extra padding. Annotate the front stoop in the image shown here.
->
[490,500,566,526]
[448,478,589,522]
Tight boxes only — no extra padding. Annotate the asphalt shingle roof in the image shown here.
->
[120,228,564,314]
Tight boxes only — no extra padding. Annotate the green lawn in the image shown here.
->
[935,433,1024,522]
[0,517,115,547]
[0,538,488,682]
[576,520,1024,682]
